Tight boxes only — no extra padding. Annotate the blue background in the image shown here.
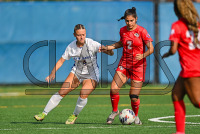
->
[0,1,155,84]
[6,2,200,84]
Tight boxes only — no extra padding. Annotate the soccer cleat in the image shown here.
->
[34,112,46,121]
[106,110,119,124]
[65,114,78,124]
[134,116,142,125]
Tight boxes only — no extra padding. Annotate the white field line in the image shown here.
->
[1,125,200,131]
[149,115,200,125]
[0,92,24,96]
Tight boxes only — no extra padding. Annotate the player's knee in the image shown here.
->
[110,85,120,94]
[191,99,200,108]
[130,94,139,102]
[192,102,199,108]
[58,88,72,97]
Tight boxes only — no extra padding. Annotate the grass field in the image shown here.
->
[0,85,200,134]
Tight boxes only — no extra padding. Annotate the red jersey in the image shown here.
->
[169,18,200,78]
[119,25,153,69]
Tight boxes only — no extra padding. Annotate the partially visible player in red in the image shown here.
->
[162,0,200,134]
[100,7,154,125]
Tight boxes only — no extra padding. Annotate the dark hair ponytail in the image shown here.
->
[117,16,125,21]
[118,7,137,21]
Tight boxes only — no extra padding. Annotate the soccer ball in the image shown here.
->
[119,109,135,125]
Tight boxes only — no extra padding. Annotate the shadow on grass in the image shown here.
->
[11,122,64,124]
[11,122,121,125]
[75,122,121,125]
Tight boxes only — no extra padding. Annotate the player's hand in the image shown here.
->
[135,54,144,61]
[99,45,114,56]
[99,45,107,52]
[45,73,55,83]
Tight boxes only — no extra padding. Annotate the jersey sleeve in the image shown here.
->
[141,29,153,43]
[169,23,181,43]
[93,40,101,53]
[62,45,71,60]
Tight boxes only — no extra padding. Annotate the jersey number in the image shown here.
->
[127,41,133,49]
[83,60,87,66]
[186,30,200,50]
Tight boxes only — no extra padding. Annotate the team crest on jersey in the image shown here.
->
[146,34,151,38]
[119,66,124,70]
[134,33,139,37]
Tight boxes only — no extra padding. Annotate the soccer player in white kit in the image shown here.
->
[34,24,113,124]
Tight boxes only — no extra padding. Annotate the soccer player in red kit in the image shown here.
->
[100,7,154,125]
[162,0,200,134]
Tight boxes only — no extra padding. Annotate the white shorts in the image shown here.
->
[71,69,99,83]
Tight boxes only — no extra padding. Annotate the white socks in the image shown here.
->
[73,96,88,116]
[43,92,63,115]
[42,94,87,116]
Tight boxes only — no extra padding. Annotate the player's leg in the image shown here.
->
[172,76,186,134]
[110,71,128,112]
[58,72,80,97]
[66,79,97,124]
[130,80,143,125]
[34,72,80,121]
[183,77,200,108]
[107,71,128,124]
[129,64,146,125]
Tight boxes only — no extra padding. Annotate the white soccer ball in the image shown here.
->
[119,109,135,125]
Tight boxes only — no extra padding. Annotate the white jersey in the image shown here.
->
[62,38,101,79]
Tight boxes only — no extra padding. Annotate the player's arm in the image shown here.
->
[100,45,114,56]
[162,23,180,58]
[108,41,123,50]
[144,41,154,58]
[45,57,66,83]
[99,41,123,51]
[110,41,123,49]
[135,41,154,61]
[162,41,178,58]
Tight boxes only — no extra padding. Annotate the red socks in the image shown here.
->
[173,100,186,134]
[199,102,200,108]
[131,99,140,116]
[175,132,185,134]
[110,92,120,112]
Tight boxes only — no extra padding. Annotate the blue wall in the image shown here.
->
[159,3,200,83]
[0,2,154,84]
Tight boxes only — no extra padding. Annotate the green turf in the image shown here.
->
[0,85,200,134]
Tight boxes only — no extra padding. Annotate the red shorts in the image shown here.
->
[116,65,146,82]
[180,69,200,78]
